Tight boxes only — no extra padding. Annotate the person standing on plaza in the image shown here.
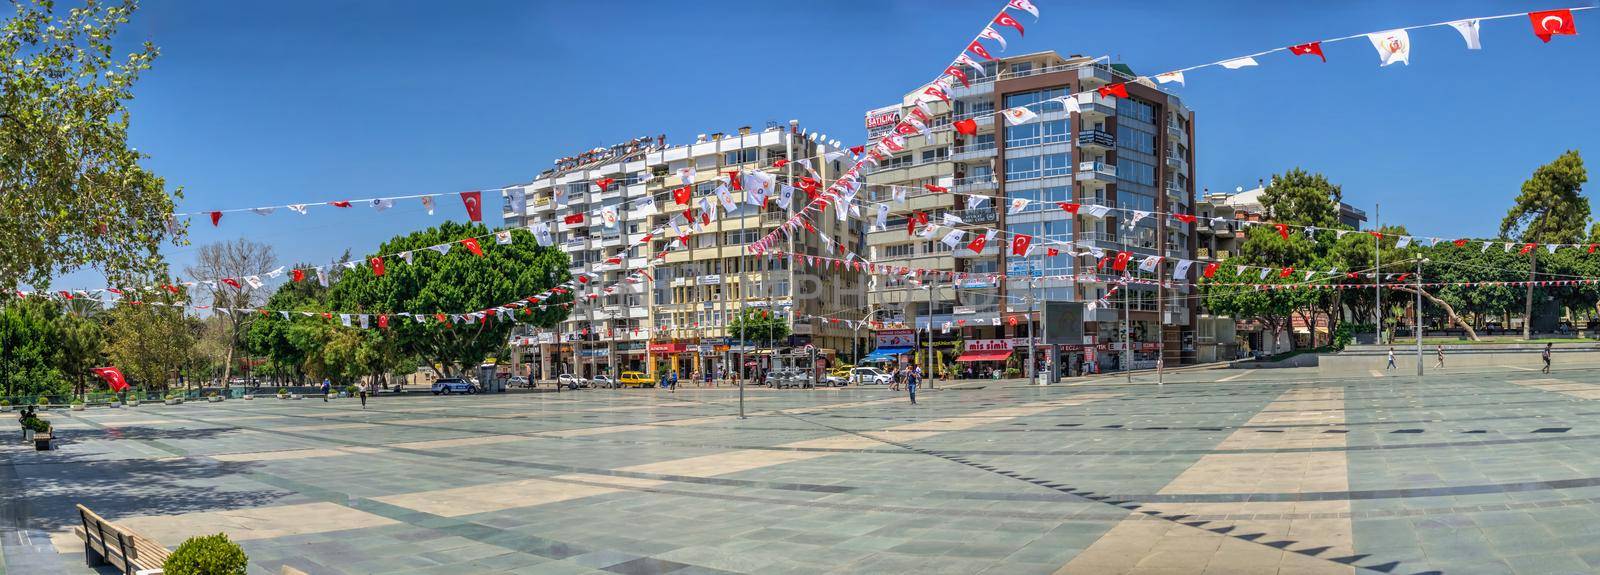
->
[358,381,368,409]
[906,366,919,405]
[321,378,331,402]
[1543,343,1553,374]
[1386,347,1396,370]
[668,370,678,393]
[1435,345,1445,369]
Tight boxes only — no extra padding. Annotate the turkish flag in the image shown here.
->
[1057,202,1080,214]
[1454,239,1469,247]
[924,183,949,194]
[967,40,996,61]
[1098,83,1129,98]
[1280,267,1294,278]
[292,269,304,283]
[1112,252,1131,271]
[994,13,1025,36]
[91,367,130,392]
[595,177,615,191]
[1174,214,1197,224]
[725,171,741,191]
[1520,243,1535,254]
[954,118,978,136]
[329,201,352,208]
[850,145,865,155]
[1007,315,1019,327]
[210,211,222,226]
[461,237,483,257]
[967,234,989,253]
[221,278,241,289]
[1274,223,1289,240]
[370,256,385,277]
[1011,234,1032,256]
[564,213,584,225]
[1046,247,1059,257]
[378,315,389,329]
[1203,262,1219,278]
[1289,41,1326,62]
[673,186,692,205]
[945,66,970,88]
[459,191,483,222]
[1529,9,1576,42]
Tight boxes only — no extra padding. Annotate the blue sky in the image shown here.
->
[59,0,1598,288]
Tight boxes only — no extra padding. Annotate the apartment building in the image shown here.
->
[861,51,1198,374]
[505,125,862,381]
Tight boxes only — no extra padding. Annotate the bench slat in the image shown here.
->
[75,504,170,574]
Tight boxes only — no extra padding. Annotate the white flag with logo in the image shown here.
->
[1154,71,1184,86]
[496,230,513,245]
[892,186,906,203]
[530,222,553,246]
[1001,106,1038,126]
[1173,259,1194,279]
[1220,56,1258,69]
[941,229,966,250]
[1009,198,1029,214]
[968,195,988,210]
[506,188,527,215]
[776,184,794,211]
[715,184,737,212]
[316,268,329,287]
[677,167,696,185]
[635,196,657,217]
[243,275,264,289]
[1367,29,1411,66]
[601,207,618,228]
[875,204,890,231]
[1138,255,1162,273]
[419,196,435,215]
[1396,236,1412,248]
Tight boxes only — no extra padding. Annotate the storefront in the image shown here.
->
[648,342,690,379]
[956,338,1015,378]
[863,329,913,366]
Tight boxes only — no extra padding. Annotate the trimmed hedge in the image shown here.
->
[163,533,247,575]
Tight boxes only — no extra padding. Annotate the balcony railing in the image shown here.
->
[949,207,997,224]
[1077,129,1115,148]
[952,142,996,155]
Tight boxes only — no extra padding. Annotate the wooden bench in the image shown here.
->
[74,504,170,574]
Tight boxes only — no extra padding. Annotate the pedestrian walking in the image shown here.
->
[359,381,368,409]
[668,370,678,393]
[1435,345,1445,369]
[1543,343,1553,374]
[1386,347,1396,370]
[907,367,919,405]
[321,378,331,402]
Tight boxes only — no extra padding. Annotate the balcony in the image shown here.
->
[1087,306,1119,323]
[1076,161,1117,187]
[1078,65,1113,88]
[951,141,996,162]
[1165,154,1189,174]
[952,175,997,194]
[1077,129,1115,151]
[1079,92,1117,119]
[949,77,995,99]
[1162,309,1191,326]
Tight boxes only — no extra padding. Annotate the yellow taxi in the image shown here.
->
[619,371,654,388]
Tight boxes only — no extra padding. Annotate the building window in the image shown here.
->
[1006,123,1039,147]
[1041,153,1072,177]
[1116,98,1155,123]
[885,244,916,258]
[1041,120,1069,144]
[1117,124,1156,154]
[884,154,913,169]
[1009,61,1035,76]
[1005,156,1040,181]
[724,148,760,165]
[1117,159,1156,186]
[921,148,949,164]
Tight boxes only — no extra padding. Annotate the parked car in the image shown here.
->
[591,375,618,389]
[431,378,479,395]
[618,371,653,388]
[557,374,586,390]
[823,369,850,386]
[506,376,530,388]
[776,369,815,389]
[849,367,893,385]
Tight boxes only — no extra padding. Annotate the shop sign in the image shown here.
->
[875,329,914,348]
[952,306,975,315]
[864,105,901,139]
[965,338,1015,352]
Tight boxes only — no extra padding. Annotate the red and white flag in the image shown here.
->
[954,118,978,136]
[91,367,130,392]
[1011,234,1032,256]
[460,191,483,222]
[461,237,483,257]
[1529,9,1576,42]
[1097,83,1129,98]
[993,13,1025,36]
[1007,0,1039,19]
[967,40,996,61]
[1366,29,1411,66]
[1001,106,1038,126]
[1289,41,1325,62]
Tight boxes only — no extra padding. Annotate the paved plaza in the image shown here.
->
[7,366,1600,574]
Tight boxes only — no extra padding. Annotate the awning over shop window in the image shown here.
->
[862,347,911,362]
[956,350,1013,362]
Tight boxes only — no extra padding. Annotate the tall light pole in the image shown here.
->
[1416,257,1426,377]
[1374,202,1382,345]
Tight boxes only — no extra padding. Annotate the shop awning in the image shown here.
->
[862,347,911,362]
[957,350,1013,362]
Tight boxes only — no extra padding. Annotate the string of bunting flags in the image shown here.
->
[751,2,1589,255]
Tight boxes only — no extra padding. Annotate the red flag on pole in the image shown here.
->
[993,13,1025,36]
[461,237,483,257]
[1203,262,1219,278]
[210,211,222,226]
[1529,9,1577,42]
[1275,223,1289,240]
[370,256,385,277]
[953,119,977,136]
[91,367,130,392]
[1098,83,1129,98]
[292,269,305,283]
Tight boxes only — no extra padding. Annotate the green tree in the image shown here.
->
[728,307,791,347]
[327,222,571,376]
[1259,168,1343,228]
[1,0,183,290]
[1199,262,1315,355]
[1501,151,1588,338]
[104,299,193,390]
[0,297,72,399]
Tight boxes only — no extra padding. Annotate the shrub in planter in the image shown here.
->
[1,400,10,412]
[276,390,289,399]
[70,398,86,411]
[163,533,248,575]
[37,397,50,408]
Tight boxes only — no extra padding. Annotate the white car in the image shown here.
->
[506,376,530,388]
[849,367,894,385]
[591,375,618,389]
[557,374,586,390]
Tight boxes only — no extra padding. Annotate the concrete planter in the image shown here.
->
[243,395,254,400]
[127,400,140,407]
[164,398,182,406]
[71,404,85,412]
[0,405,10,412]
[290,393,303,400]
[208,396,223,403]
[22,429,34,442]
